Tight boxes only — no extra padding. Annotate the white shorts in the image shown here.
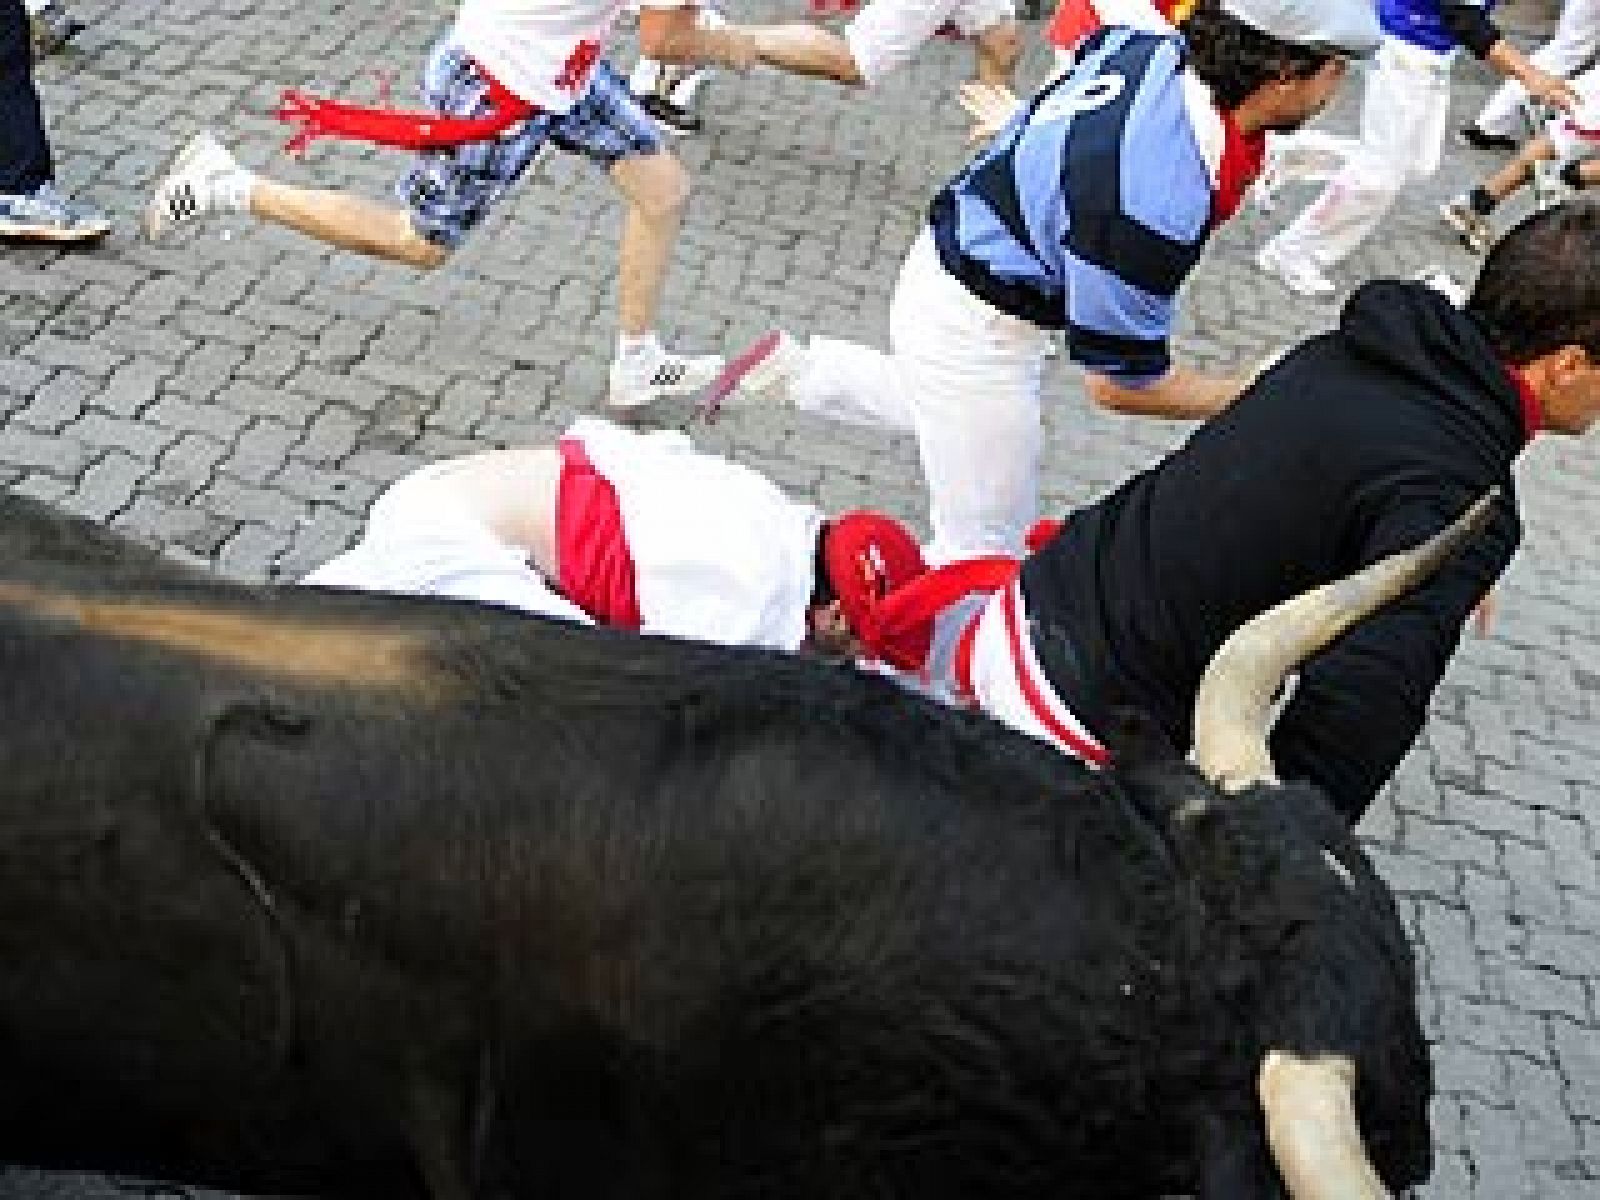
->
[300,461,593,624]
[845,0,1015,86]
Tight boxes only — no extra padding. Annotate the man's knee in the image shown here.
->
[615,151,692,221]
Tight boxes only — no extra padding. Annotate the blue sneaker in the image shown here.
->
[0,183,111,242]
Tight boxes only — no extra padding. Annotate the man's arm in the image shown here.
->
[1440,2,1580,111]
[636,5,757,70]
[1267,487,1520,823]
[1082,366,1245,420]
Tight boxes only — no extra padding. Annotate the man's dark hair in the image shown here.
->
[1181,0,1336,110]
[1468,202,1600,365]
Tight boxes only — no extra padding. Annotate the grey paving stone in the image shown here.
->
[67,451,149,523]
[15,371,92,433]
[68,412,178,461]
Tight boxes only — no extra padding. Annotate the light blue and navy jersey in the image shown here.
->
[928,26,1219,385]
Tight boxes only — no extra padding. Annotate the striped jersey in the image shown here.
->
[929,26,1224,385]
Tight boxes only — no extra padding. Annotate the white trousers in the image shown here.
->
[301,461,593,624]
[1475,0,1600,137]
[789,230,1050,564]
[1270,37,1452,267]
[844,0,1015,84]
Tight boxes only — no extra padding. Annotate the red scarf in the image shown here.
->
[1505,364,1543,441]
[275,57,557,156]
[1211,108,1266,225]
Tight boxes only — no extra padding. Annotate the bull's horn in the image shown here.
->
[1259,1051,1389,1199]
[1192,489,1499,793]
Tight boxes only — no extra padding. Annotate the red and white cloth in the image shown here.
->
[953,579,1109,766]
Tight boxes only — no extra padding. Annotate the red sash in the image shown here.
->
[556,438,643,631]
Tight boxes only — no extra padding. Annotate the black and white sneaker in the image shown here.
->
[0,182,110,242]
[608,348,724,410]
[1456,124,1518,153]
[639,91,704,136]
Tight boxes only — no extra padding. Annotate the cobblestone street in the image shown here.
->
[2,0,1598,1194]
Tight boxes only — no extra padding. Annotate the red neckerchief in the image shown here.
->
[1211,108,1266,225]
[864,556,1020,674]
[1505,363,1542,442]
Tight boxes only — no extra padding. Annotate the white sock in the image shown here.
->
[212,168,257,215]
[617,332,662,362]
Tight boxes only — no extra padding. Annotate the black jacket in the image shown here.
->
[1022,280,1526,821]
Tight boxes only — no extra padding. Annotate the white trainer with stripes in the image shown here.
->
[606,348,724,410]
[143,131,247,240]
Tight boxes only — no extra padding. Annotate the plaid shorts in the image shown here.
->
[398,39,665,248]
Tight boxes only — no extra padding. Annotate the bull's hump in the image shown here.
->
[0,581,446,694]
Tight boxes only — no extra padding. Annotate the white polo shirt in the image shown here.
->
[454,0,692,112]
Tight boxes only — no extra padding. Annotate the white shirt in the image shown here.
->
[453,0,691,112]
[570,418,824,652]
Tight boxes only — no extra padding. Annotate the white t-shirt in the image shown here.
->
[453,0,691,112]
[570,418,824,652]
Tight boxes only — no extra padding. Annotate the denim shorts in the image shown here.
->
[397,40,665,248]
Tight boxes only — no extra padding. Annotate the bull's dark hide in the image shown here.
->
[0,495,1432,1199]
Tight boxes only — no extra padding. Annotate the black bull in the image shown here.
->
[0,495,1432,1198]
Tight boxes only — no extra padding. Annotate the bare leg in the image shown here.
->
[608,151,691,337]
[745,24,864,85]
[1482,134,1554,202]
[972,19,1021,87]
[249,179,448,270]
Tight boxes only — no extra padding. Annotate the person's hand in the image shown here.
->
[1525,68,1580,114]
[959,81,1021,142]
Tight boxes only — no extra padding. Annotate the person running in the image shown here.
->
[1442,71,1600,252]
[0,0,108,241]
[735,0,1023,93]
[1460,0,1600,150]
[708,0,1378,564]
[143,0,755,411]
[1256,0,1580,298]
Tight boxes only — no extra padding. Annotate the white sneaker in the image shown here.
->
[696,329,806,422]
[1531,159,1575,212]
[1256,237,1336,298]
[1439,195,1495,255]
[607,347,724,410]
[143,131,246,240]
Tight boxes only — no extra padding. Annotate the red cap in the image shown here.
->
[822,512,931,671]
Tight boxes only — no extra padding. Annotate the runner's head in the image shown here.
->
[1183,0,1377,129]
[806,512,932,669]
